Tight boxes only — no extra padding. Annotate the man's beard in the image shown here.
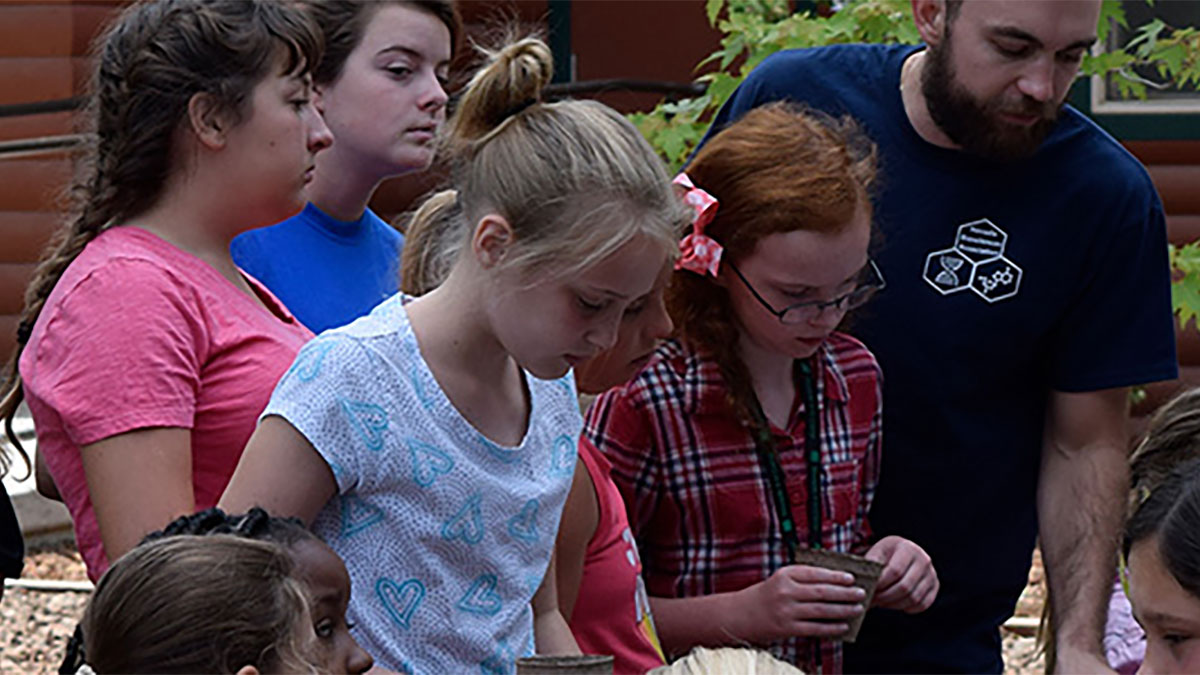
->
[921,39,1061,162]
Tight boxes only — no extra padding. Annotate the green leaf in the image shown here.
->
[706,0,724,26]
[1097,0,1127,44]
[1157,43,1187,77]
[1171,242,1200,331]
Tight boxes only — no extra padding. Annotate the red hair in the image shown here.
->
[669,102,877,430]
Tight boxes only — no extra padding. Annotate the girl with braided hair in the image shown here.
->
[61,507,372,674]
[584,103,938,673]
[0,0,331,581]
[70,535,318,674]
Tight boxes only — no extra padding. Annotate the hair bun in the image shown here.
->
[447,37,553,144]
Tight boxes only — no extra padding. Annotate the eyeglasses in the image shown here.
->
[726,259,886,325]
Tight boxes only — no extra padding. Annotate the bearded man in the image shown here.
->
[700,1,1177,672]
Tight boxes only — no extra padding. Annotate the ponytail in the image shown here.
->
[408,35,687,287]
[399,189,464,295]
[444,37,553,149]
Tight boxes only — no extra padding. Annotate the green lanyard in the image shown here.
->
[750,358,823,564]
[749,358,826,672]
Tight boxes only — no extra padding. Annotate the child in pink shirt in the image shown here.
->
[0,0,331,580]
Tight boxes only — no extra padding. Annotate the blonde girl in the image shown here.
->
[0,0,331,581]
[401,191,678,673]
[220,37,689,672]
[585,103,938,673]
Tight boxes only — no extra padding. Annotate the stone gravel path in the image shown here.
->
[3,541,89,674]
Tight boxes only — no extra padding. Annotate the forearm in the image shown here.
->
[1038,414,1128,656]
[650,592,751,656]
[533,607,580,655]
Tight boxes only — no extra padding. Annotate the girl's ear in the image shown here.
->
[186,92,231,150]
[472,214,514,269]
[234,666,260,675]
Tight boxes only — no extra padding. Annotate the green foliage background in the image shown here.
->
[629,0,1200,329]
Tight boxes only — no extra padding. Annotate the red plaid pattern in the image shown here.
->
[584,333,882,673]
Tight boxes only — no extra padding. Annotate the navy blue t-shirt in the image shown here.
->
[232,203,404,334]
[709,44,1177,673]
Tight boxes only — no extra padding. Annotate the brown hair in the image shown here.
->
[670,102,876,434]
[81,535,316,673]
[1130,387,1200,503]
[0,0,323,476]
[1041,387,1200,670]
[302,0,461,87]
[408,36,690,286]
[1124,458,1200,598]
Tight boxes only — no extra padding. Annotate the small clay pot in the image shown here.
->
[792,548,884,643]
[515,654,614,674]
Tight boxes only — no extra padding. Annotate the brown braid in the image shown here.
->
[669,102,878,439]
[0,0,323,477]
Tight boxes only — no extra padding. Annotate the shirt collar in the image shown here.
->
[686,338,850,417]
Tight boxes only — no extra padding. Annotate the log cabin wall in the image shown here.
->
[1126,140,1200,424]
[0,0,124,368]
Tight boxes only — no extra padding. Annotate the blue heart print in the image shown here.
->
[524,574,542,597]
[441,493,485,545]
[480,637,515,675]
[404,342,436,410]
[550,435,576,477]
[339,495,384,538]
[506,499,539,543]
[554,375,574,396]
[376,577,425,630]
[407,437,454,488]
[289,339,336,382]
[409,367,435,411]
[339,398,388,451]
[458,573,503,616]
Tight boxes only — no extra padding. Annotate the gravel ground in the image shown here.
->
[2,540,1049,674]
[2,540,90,674]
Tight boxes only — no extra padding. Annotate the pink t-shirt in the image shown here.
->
[20,226,313,580]
[571,438,665,674]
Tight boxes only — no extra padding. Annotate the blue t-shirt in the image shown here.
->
[709,44,1177,673]
[232,203,404,333]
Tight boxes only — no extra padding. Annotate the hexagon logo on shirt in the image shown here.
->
[923,219,1022,303]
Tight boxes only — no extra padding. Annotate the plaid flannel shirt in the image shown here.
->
[584,334,882,673]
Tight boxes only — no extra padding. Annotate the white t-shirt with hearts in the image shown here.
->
[263,293,580,673]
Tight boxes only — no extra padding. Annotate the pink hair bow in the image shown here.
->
[673,172,722,277]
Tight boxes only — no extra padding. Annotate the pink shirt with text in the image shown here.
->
[570,438,665,674]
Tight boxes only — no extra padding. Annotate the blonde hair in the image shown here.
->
[80,535,317,674]
[649,647,806,675]
[407,36,689,286]
[400,190,462,295]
